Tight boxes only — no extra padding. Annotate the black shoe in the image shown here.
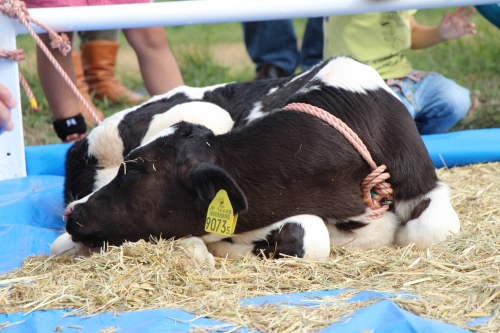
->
[255,63,290,80]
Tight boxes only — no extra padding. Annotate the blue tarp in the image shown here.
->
[422,128,500,168]
[2,128,499,332]
[0,296,472,333]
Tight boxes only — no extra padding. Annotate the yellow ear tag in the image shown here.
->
[205,189,238,236]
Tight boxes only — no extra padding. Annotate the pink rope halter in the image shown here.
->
[283,102,394,220]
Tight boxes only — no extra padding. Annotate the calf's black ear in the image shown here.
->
[188,162,248,214]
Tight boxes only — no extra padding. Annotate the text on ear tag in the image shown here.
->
[205,189,238,236]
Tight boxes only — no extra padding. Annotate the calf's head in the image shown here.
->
[65,122,247,248]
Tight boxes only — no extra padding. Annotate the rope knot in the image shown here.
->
[0,49,25,61]
[361,164,393,219]
[49,32,71,56]
[0,0,29,19]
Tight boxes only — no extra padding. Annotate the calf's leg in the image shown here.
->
[206,215,331,261]
[327,211,399,249]
[395,181,460,249]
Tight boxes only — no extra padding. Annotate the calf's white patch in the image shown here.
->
[142,101,234,145]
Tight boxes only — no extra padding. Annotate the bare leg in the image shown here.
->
[37,32,85,142]
[123,27,184,95]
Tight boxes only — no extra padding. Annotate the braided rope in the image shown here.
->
[283,102,394,220]
[0,0,102,124]
[18,72,38,111]
[0,48,40,111]
[0,49,25,60]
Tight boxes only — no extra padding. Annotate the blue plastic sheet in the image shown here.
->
[2,129,499,332]
[0,294,471,333]
[0,175,65,272]
[319,300,471,333]
[0,309,244,333]
[24,143,71,177]
[422,128,500,168]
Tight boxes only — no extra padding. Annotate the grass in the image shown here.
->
[13,8,500,145]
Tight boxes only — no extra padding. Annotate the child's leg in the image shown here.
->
[36,33,87,142]
[122,27,184,95]
[412,73,471,135]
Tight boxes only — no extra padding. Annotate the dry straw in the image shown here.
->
[1,162,499,332]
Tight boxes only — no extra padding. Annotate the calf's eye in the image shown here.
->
[121,167,145,181]
[126,168,144,175]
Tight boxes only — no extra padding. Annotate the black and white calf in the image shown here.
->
[53,57,460,264]
[64,78,293,203]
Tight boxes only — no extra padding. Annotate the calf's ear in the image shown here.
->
[188,162,248,214]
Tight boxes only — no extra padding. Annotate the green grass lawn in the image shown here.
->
[14,8,500,145]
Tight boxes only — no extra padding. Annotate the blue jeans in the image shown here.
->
[388,72,471,135]
[242,18,324,75]
[475,4,500,29]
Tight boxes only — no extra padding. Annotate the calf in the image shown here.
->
[64,78,295,204]
[53,57,460,263]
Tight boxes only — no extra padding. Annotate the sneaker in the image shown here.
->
[255,63,290,80]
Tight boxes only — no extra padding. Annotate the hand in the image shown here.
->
[438,7,477,41]
[0,83,16,133]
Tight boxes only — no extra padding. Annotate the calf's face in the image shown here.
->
[65,122,247,248]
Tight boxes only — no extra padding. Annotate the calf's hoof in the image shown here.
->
[50,232,99,256]
[179,237,216,268]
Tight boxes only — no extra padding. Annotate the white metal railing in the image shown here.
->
[1,0,498,180]
[13,0,499,34]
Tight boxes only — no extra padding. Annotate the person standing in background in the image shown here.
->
[243,18,323,80]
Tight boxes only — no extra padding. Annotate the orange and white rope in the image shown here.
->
[0,49,38,111]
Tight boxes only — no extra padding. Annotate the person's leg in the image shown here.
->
[475,4,500,30]
[300,17,324,71]
[122,27,184,96]
[412,73,470,134]
[80,34,145,105]
[72,51,104,125]
[389,73,471,135]
[78,30,119,45]
[73,30,112,124]
[36,32,87,142]
[242,20,299,77]
[76,29,144,105]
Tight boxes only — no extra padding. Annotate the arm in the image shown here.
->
[0,83,15,133]
[410,7,477,49]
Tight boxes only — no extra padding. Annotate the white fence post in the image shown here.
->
[0,13,26,181]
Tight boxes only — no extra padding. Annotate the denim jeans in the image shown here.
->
[242,18,324,75]
[388,72,471,135]
[475,4,500,29]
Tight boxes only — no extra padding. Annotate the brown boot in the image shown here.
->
[72,52,104,125]
[81,40,145,105]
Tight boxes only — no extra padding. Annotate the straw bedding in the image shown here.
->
[1,162,499,332]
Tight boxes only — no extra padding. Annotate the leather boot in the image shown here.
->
[72,52,104,125]
[81,40,145,105]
